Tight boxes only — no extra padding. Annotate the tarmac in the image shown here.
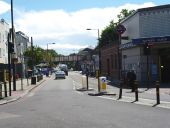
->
[1,72,170,110]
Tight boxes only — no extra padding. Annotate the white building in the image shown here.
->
[0,19,9,64]
[120,4,170,84]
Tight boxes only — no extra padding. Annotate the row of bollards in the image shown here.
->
[81,73,160,105]
[118,80,160,104]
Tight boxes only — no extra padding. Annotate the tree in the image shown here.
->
[117,9,135,23]
[98,9,135,48]
[24,46,58,68]
[99,20,119,48]
[24,46,44,68]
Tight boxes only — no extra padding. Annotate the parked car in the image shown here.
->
[55,70,66,79]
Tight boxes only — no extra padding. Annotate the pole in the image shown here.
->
[20,53,23,90]
[147,55,149,89]
[118,34,121,80]
[118,79,123,99]
[97,29,101,93]
[156,81,160,104]
[135,80,138,101]
[11,0,16,91]
[31,37,34,76]
[47,43,48,63]
[8,33,12,96]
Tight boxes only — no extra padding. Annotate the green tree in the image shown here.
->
[99,20,119,48]
[24,46,45,68]
[98,9,135,48]
[24,46,58,68]
[47,49,58,67]
[117,9,135,23]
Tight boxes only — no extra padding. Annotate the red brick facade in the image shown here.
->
[101,44,119,79]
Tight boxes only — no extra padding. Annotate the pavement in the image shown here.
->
[0,75,48,105]
[72,73,170,109]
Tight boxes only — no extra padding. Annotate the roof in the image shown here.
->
[120,4,170,24]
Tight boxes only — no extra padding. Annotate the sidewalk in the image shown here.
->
[0,76,48,105]
[73,75,170,109]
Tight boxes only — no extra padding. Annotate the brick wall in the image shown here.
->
[100,43,119,79]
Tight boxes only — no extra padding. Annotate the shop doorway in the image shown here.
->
[160,49,170,83]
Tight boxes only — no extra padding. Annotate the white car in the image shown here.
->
[55,70,66,79]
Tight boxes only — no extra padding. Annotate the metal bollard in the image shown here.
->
[118,79,123,99]
[86,74,89,90]
[155,81,160,104]
[134,80,138,101]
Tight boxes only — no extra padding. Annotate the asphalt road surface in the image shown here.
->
[0,73,170,128]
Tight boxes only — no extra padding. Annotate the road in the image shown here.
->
[0,72,170,128]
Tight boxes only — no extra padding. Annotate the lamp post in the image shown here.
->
[10,0,17,91]
[86,28,101,93]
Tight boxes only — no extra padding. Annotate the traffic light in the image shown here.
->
[143,43,151,55]
[9,42,14,53]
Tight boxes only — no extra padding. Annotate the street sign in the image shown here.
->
[116,24,126,34]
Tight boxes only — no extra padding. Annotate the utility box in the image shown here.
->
[99,76,107,93]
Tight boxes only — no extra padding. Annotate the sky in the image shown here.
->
[0,0,169,55]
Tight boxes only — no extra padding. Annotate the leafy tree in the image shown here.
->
[99,20,119,48]
[98,9,135,48]
[117,9,135,23]
[24,46,58,68]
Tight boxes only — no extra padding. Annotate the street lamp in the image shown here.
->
[86,28,101,93]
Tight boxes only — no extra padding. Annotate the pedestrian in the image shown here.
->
[126,70,136,92]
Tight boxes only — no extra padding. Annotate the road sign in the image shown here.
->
[116,24,126,34]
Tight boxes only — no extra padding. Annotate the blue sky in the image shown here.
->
[0,0,169,55]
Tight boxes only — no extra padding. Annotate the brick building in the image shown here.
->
[100,43,119,79]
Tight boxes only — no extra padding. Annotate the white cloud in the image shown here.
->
[0,1,10,14]
[2,2,155,55]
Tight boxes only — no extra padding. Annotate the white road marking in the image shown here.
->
[27,93,34,97]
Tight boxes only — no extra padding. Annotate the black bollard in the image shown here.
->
[86,74,89,90]
[0,82,2,99]
[118,79,123,99]
[156,81,160,104]
[134,80,138,101]
[4,81,7,97]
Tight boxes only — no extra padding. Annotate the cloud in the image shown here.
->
[3,2,155,55]
[0,1,10,14]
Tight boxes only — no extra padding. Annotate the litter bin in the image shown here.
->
[99,76,107,93]
[31,76,36,85]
